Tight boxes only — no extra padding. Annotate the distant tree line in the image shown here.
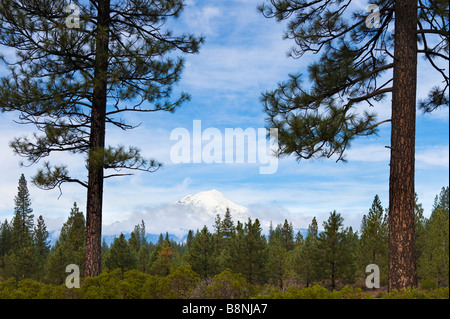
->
[0,175,448,291]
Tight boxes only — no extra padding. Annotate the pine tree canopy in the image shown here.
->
[11,174,35,249]
[0,0,204,190]
[258,0,448,161]
[13,174,34,232]
[0,0,203,277]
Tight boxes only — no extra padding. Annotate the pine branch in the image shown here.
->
[348,87,393,103]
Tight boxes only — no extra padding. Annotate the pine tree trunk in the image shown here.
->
[330,260,336,291]
[388,0,418,291]
[84,0,110,278]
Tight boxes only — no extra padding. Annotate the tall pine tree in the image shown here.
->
[229,218,268,285]
[0,0,203,278]
[316,211,356,290]
[292,216,319,287]
[188,226,217,278]
[33,215,50,281]
[6,174,37,279]
[357,195,388,282]
[418,187,449,287]
[213,209,236,272]
[104,233,137,273]
[0,220,13,271]
[258,0,448,291]
[11,174,34,249]
[46,202,86,284]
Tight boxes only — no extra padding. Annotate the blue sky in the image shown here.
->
[0,0,448,235]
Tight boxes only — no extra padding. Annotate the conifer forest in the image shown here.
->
[0,175,448,299]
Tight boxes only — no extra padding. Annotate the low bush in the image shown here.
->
[382,287,449,299]
[205,269,252,299]
[0,270,447,299]
[0,277,65,299]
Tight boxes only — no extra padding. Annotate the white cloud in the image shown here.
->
[345,144,390,162]
[416,145,449,168]
[0,0,447,242]
[182,6,221,36]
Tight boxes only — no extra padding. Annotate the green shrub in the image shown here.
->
[13,279,45,299]
[167,265,200,298]
[119,269,149,299]
[0,278,17,299]
[382,287,449,299]
[420,278,437,290]
[142,275,173,299]
[259,285,374,299]
[0,271,447,299]
[0,277,66,299]
[206,269,252,299]
[80,268,123,299]
[331,286,372,299]
[36,284,66,299]
[292,285,332,299]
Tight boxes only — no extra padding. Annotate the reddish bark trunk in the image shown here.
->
[84,0,110,278]
[388,0,418,291]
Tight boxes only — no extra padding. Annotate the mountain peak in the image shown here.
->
[173,189,248,220]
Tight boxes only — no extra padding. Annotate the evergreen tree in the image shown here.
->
[101,238,109,254]
[185,230,194,252]
[129,220,147,252]
[258,0,448,290]
[6,174,37,280]
[292,217,319,287]
[267,220,294,287]
[316,211,355,290]
[0,219,12,271]
[414,192,427,274]
[157,233,165,246]
[212,209,236,272]
[213,214,223,240]
[46,203,85,284]
[164,232,172,247]
[267,236,288,289]
[150,240,176,277]
[221,208,236,240]
[188,226,217,278]
[268,221,274,242]
[229,218,268,285]
[0,0,203,278]
[341,226,358,285]
[294,230,304,246]
[280,219,295,251]
[33,215,50,281]
[33,215,50,258]
[11,174,34,249]
[4,234,37,280]
[136,245,152,274]
[128,220,152,273]
[105,233,137,273]
[419,187,449,287]
[357,195,388,282]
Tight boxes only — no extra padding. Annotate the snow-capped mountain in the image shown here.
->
[172,189,249,222]
[100,189,249,244]
[49,189,313,246]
